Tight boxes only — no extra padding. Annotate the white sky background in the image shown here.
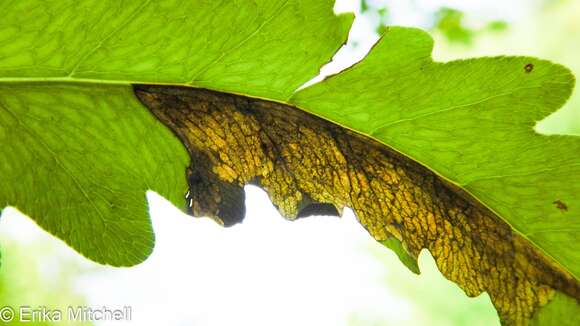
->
[0,1,544,325]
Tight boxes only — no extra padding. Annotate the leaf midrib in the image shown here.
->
[1,76,577,282]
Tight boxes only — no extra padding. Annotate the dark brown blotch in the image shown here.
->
[524,63,534,73]
[553,200,568,212]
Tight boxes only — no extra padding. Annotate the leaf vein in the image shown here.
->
[67,0,153,77]
[369,85,545,136]
[187,0,290,84]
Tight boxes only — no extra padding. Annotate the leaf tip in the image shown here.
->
[380,237,421,275]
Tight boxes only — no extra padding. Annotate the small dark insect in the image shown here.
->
[553,200,568,212]
[524,63,534,73]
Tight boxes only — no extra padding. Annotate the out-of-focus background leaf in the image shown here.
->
[0,209,92,325]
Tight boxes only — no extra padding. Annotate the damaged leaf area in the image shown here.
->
[135,85,580,325]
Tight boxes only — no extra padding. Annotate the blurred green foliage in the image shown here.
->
[433,8,508,45]
[348,249,499,326]
[0,232,92,325]
[434,8,475,44]
[359,0,508,44]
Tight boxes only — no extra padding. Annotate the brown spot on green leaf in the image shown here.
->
[525,63,534,73]
[134,85,580,325]
[553,200,568,212]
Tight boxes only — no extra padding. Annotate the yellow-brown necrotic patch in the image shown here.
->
[134,85,579,325]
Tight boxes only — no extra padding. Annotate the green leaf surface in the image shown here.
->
[531,292,580,325]
[1,0,352,100]
[0,0,578,323]
[380,238,420,275]
[0,83,188,265]
[291,28,580,279]
[0,0,351,265]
